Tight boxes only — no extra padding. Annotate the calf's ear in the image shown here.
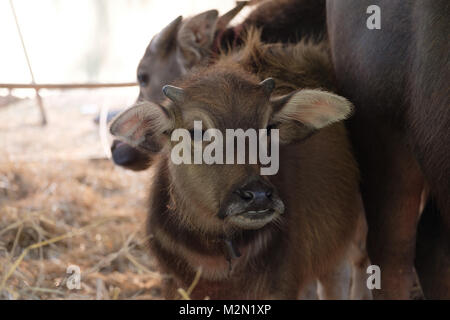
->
[109,102,173,153]
[271,89,353,144]
[177,10,219,68]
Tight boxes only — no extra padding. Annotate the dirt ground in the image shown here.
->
[0,89,168,300]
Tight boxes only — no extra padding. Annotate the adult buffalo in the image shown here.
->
[327,0,449,299]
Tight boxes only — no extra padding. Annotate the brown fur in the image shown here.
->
[127,35,361,299]
[240,0,326,44]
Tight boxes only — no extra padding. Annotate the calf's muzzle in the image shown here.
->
[219,179,285,230]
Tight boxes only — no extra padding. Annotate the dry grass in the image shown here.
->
[0,90,171,300]
[0,158,168,300]
[0,89,206,300]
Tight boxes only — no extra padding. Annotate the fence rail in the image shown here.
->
[0,82,138,90]
[6,0,139,127]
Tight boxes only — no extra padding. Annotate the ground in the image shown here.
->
[0,89,168,300]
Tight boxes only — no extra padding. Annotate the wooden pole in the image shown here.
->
[9,0,47,125]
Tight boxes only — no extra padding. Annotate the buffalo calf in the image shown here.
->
[110,34,365,299]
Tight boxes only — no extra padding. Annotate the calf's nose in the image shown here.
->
[235,182,273,209]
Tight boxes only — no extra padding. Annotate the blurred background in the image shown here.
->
[0,0,245,84]
[0,0,248,161]
[0,0,248,300]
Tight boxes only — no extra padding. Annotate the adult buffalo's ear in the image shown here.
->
[270,89,353,144]
[149,15,183,54]
[177,9,219,68]
[109,102,173,153]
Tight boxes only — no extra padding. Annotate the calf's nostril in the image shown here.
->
[234,189,255,201]
[242,191,254,201]
[235,186,275,202]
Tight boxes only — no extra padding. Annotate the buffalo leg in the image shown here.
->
[416,199,450,299]
[350,123,424,299]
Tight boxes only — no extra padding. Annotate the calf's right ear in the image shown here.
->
[109,102,173,153]
[271,89,353,144]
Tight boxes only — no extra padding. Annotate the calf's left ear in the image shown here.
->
[109,102,173,153]
[271,89,353,144]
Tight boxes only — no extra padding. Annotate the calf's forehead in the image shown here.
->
[180,76,271,129]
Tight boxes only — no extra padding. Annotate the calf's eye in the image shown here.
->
[137,73,149,86]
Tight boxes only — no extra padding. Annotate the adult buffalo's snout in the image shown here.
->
[111,140,151,171]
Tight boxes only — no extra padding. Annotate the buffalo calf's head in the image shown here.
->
[110,68,352,231]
